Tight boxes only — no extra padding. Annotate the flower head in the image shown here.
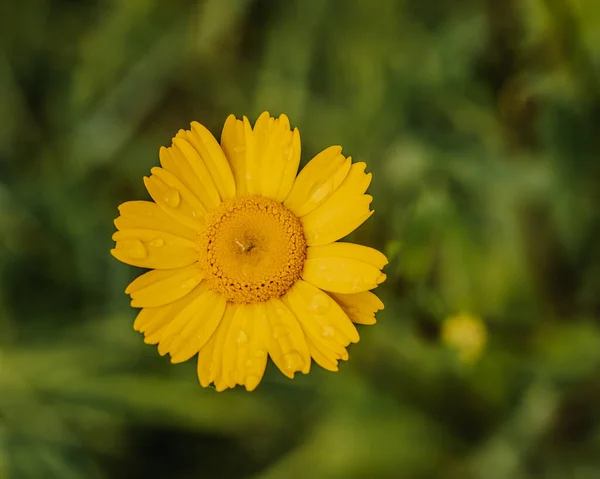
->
[111,112,387,391]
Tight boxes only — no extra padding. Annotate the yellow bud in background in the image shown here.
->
[441,313,487,364]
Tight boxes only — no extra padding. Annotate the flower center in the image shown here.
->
[198,196,306,304]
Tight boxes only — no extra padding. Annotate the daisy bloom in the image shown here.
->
[111,112,387,391]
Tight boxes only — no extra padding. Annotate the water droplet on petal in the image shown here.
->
[283,351,303,371]
[351,277,363,292]
[244,359,252,367]
[149,237,164,247]
[322,326,335,338]
[272,324,289,339]
[164,188,181,208]
[237,330,248,344]
[254,349,266,359]
[308,183,328,203]
[310,294,330,313]
[122,239,147,259]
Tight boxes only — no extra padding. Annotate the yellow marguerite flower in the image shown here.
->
[111,112,387,391]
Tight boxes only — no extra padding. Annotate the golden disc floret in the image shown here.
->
[198,195,306,303]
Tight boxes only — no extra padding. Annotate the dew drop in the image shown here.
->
[254,349,266,359]
[122,239,147,259]
[245,359,252,367]
[164,188,181,208]
[351,277,363,293]
[237,330,248,344]
[308,183,327,203]
[310,294,330,313]
[181,278,197,290]
[272,325,289,339]
[322,326,335,338]
[283,351,303,370]
[149,237,164,247]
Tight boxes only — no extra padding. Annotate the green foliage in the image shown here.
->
[2,0,600,477]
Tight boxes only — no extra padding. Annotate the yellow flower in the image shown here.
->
[111,112,387,391]
[441,313,487,364]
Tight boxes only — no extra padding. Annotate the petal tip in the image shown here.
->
[130,298,141,308]
[245,375,261,391]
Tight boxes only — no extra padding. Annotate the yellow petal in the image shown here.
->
[156,283,213,344]
[307,242,388,269]
[177,121,236,200]
[220,112,299,199]
[220,115,247,195]
[133,304,175,334]
[283,280,358,372]
[143,170,206,231]
[159,138,221,211]
[329,291,384,325]
[307,341,340,372]
[146,286,207,345]
[221,303,268,390]
[276,130,301,202]
[111,229,197,269]
[114,201,197,242]
[135,283,206,343]
[167,290,227,364]
[252,112,301,201]
[303,258,386,294]
[284,146,351,217]
[242,115,260,194]
[221,115,259,195]
[264,298,311,378]
[197,303,238,389]
[301,162,373,246]
[302,242,387,294]
[125,264,204,308]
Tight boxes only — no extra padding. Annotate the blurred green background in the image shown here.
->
[2,0,600,478]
